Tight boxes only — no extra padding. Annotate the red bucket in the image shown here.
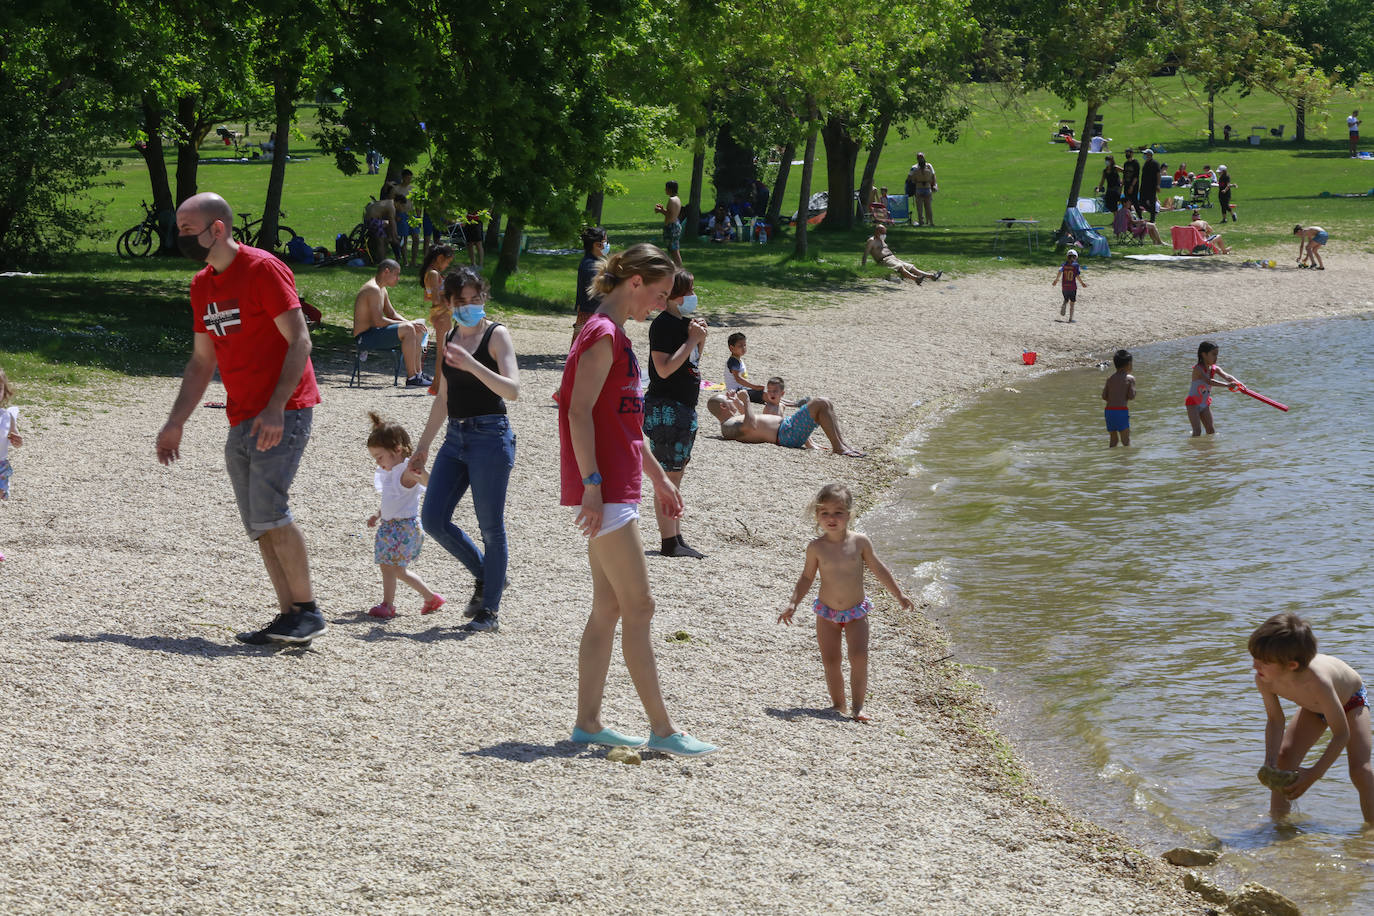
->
[1022,351,1037,365]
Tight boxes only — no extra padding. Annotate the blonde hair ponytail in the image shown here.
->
[588,243,676,298]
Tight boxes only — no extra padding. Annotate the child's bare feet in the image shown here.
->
[829,704,849,717]
[852,709,871,723]
[839,448,866,458]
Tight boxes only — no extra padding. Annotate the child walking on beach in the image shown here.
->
[1053,250,1086,322]
[1185,340,1243,437]
[1101,349,1135,447]
[0,367,21,562]
[1249,612,1373,824]
[366,412,444,619]
[779,484,914,722]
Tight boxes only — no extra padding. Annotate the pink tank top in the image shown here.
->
[558,313,644,505]
[1184,363,1214,407]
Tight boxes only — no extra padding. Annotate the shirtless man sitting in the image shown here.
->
[352,259,431,387]
[862,224,941,284]
[1189,214,1231,254]
[706,389,864,458]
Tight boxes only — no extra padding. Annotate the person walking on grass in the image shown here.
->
[559,243,717,756]
[156,192,325,645]
[410,267,520,633]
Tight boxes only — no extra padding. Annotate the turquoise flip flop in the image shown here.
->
[645,731,719,757]
[571,726,648,748]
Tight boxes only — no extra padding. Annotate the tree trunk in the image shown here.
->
[497,214,524,275]
[1207,89,1215,146]
[819,116,860,230]
[584,190,604,225]
[136,94,177,254]
[792,100,819,260]
[174,94,201,206]
[766,141,794,229]
[1059,101,1099,238]
[1295,97,1306,142]
[258,73,297,249]
[484,206,501,251]
[684,125,707,238]
[855,113,892,221]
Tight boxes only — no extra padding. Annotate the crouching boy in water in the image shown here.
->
[1249,612,1374,824]
[706,389,864,457]
[779,484,914,721]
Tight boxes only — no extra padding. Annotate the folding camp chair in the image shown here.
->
[1061,207,1112,258]
[1112,208,1144,246]
[1170,225,1211,255]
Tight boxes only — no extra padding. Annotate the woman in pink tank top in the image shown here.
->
[556,243,718,758]
[1185,340,1242,437]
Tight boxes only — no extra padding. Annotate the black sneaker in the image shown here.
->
[236,616,284,645]
[405,374,429,387]
[263,608,327,644]
[467,609,499,632]
[464,581,485,618]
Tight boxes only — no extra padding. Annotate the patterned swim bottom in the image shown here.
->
[813,596,872,626]
[375,517,423,566]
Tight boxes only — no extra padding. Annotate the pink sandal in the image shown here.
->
[421,594,446,615]
[368,602,397,619]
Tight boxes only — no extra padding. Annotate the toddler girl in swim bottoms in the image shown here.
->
[779,484,914,721]
[365,411,444,619]
[0,366,21,563]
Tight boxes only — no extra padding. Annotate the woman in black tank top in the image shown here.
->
[410,267,520,632]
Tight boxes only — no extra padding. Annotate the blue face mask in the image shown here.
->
[453,304,486,327]
[677,294,698,315]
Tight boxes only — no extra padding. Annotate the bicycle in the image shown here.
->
[233,208,297,250]
[116,200,160,258]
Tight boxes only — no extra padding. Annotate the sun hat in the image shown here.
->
[1067,249,1079,258]
[1217,164,1228,171]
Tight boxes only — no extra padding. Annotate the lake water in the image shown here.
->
[867,315,1374,915]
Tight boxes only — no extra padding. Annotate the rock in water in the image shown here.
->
[1182,871,1229,905]
[606,746,641,766]
[1257,765,1300,790]
[1163,847,1221,867]
[1227,883,1301,916]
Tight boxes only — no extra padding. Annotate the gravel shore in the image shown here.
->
[3,249,1371,913]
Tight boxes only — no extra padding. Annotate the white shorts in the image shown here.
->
[574,502,640,538]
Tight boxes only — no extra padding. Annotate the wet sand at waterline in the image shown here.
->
[2,248,1372,912]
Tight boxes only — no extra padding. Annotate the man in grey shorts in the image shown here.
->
[156,192,326,646]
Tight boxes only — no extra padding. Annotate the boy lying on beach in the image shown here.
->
[1249,612,1374,824]
[706,390,864,457]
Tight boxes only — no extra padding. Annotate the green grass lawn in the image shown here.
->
[4,78,1372,399]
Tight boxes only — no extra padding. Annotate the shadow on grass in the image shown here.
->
[51,632,315,657]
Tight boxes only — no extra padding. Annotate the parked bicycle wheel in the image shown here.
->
[347,222,369,252]
[231,224,252,245]
[117,225,155,258]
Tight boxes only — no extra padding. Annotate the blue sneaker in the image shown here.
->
[571,726,648,748]
[646,731,719,757]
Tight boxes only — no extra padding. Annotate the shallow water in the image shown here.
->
[868,315,1374,914]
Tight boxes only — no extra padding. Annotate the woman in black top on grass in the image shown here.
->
[572,226,609,344]
[411,266,520,632]
[643,269,708,558]
[1096,155,1123,212]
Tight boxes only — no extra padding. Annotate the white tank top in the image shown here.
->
[374,462,424,521]
[0,407,17,462]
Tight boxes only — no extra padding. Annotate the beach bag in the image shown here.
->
[335,233,350,255]
[286,236,314,264]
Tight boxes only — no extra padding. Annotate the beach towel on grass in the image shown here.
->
[1063,207,1111,258]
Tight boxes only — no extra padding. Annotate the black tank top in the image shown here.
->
[443,322,507,419]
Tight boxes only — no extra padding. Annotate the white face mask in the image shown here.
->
[677,294,698,315]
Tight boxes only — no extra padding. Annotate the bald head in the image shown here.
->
[177,192,233,232]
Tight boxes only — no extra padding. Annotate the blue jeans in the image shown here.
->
[421,415,515,611]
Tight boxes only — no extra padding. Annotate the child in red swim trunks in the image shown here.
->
[779,483,914,722]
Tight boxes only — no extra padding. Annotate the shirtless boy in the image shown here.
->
[1101,348,1135,447]
[862,224,941,284]
[654,181,683,267]
[706,389,864,457]
[1249,612,1374,824]
[352,259,431,387]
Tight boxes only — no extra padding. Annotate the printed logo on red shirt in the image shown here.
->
[202,300,243,336]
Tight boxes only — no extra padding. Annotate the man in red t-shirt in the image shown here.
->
[156,192,326,646]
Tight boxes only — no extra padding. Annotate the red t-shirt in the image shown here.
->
[558,313,644,506]
[190,245,321,426]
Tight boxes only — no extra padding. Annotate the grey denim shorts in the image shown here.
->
[225,407,313,540]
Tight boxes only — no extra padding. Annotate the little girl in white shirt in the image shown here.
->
[0,367,21,563]
[366,412,443,619]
